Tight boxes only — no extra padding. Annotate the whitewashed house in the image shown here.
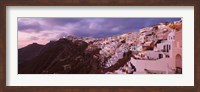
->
[130,30,182,74]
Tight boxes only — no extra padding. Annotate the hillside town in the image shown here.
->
[18,19,182,74]
[63,19,182,74]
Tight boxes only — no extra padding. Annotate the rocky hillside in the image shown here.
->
[18,43,44,64]
[19,38,93,74]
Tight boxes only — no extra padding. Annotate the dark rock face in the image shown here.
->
[18,43,44,64]
[18,38,103,74]
[18,38,133,74]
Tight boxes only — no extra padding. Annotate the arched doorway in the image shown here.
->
[175,54,182,74]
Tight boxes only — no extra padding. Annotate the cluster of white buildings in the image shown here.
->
[62,20,182,74]
[103,20,182,74]
[129,20,182,74]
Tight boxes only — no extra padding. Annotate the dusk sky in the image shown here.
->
[18,18,181,48]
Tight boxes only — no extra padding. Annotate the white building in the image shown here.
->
[130,30,182,74]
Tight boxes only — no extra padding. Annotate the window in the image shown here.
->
[159,54,163,59]
[164,45,170,52]
[167,45,169,52]
[167,45,168,52]
[163,45,166,52]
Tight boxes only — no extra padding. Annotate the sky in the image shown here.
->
[18,18,181,48]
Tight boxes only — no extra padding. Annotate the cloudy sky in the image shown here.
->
[18,18,181,48]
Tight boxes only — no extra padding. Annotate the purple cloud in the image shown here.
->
[41,33,51,37]
[42,18,82,26]
[56,32,70,38]
[29,36,39,40]
[18,18,181,38]
[18,20,43,33]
